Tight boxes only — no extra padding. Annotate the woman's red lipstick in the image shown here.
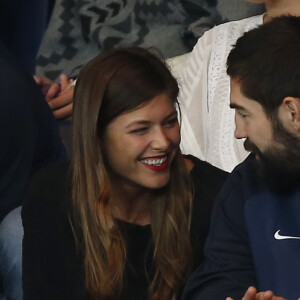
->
[140,155,169,172]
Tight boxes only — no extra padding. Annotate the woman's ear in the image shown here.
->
[280,97,300,133]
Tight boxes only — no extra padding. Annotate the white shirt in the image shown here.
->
[178,14,264,172]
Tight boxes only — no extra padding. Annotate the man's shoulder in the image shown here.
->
[191,14,264,69]
[212,14,264,33]
[198,14,264,49]
[232,154,257,176]
[218,154,261,202]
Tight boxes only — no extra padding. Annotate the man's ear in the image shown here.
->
[281,97,300,132]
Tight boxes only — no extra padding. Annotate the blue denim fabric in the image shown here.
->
[0,207,23,300]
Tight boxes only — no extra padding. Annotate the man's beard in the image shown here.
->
[244,119,300,195]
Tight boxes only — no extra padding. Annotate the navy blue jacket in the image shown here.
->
[0,41,67,222]
[181,155,300,300]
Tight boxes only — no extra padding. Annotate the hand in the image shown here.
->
[34,75,60,102]
[34,74,74,119]
[226,286,287,300]
[48,74,74,119]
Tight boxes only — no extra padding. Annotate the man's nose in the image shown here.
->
[234,115,247,139]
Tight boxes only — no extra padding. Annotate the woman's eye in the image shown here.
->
[164,118,178,127]
[130,127,148,135]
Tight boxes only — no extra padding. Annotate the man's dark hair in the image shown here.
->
[227,15,300,116]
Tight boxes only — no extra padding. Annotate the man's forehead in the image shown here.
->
[229,78,246,106]
[230,77,242,93]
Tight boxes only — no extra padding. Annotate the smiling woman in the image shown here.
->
[22,47,227,300]
[102,93,180,192]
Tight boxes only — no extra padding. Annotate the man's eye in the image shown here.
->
[164,118,178,127]
[130,127,148,135]
[237,111,248,118]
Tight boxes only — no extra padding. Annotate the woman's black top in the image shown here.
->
[22,155,227,299]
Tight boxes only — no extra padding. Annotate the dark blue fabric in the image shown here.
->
[245,187,300,299]
[181,154,300,300]
[0,0,55,74]
[0,40,67,223]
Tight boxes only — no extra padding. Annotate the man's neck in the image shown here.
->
[264,0,300,22]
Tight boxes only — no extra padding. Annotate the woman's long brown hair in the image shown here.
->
[71,47,193,299]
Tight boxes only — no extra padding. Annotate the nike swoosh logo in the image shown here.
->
[274,230,300,240]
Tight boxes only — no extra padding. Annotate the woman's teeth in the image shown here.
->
[141,156,167,166]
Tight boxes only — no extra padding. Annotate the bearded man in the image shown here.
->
[181,15,300,300]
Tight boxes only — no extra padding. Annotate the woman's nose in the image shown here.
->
[151,128,170,150]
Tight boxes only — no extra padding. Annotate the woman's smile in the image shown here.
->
[140,154,169,171]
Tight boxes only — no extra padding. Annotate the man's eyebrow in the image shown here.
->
[229,103,246,110]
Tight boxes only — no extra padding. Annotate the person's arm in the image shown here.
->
[0,40,66,222]
[181,158,257,300]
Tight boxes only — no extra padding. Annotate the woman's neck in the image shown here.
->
[109,184,155,226]
[264,0,300,22]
